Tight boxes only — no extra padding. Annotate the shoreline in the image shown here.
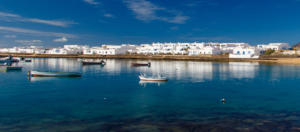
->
[1,53,300,65]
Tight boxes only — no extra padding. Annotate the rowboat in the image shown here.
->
[132,62,151,67]
[28,70,82,77]
[0,66,22,71]
[139,74,168,81]
[24,59,32,62]
[82,60,106,66]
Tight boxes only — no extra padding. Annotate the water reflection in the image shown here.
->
[3,58,300,132]
[228,62,259,79]
[28,77,59,82]
[139,80,167,87]
[27,58,82,72]
[21,58,300,82]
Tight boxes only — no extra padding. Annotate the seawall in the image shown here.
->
[1,53,300,64]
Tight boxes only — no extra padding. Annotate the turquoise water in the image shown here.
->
[1,58,300,131]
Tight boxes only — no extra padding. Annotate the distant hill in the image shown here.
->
[292,42,300,49]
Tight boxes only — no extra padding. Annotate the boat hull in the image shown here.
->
[29,71,82,77]
[0,66,22,71]
[139,76,168,81]
[131,63,151,67]
[82,61,105,65]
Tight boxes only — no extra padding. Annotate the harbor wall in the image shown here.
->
[2,53,300,64]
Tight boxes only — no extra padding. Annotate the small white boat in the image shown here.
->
[139,74,168,81]
[0,56,19,63]
[28,70,82,77]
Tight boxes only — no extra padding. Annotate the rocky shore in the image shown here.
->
[1,112,300,132]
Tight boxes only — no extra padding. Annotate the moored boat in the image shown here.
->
[139,74,168,81]
[0,60,11,64]
[24,59,32,62]
[82,60,106,66]
[0,66,22,71]
[132,62,151,67]
[0,56,19,63]
[28,70,82,77]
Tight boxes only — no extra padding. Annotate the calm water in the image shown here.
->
[1,58,300,131]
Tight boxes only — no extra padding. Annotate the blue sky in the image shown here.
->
[0,0,300,47]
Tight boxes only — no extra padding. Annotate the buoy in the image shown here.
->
[221,98,226,103]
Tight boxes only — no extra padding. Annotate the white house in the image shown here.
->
[83,44,136,55]
[0,48,9,53]
[257,43,289,51]
[190,42,205,49]
[229,47,260,58]
[63,45,89,54]
[188,47,221,55]
[219,43,249,53]
[0,46,46,54]
[46,48,69,54]
[83,47,99,55]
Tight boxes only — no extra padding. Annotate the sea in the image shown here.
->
[1,58,300,131]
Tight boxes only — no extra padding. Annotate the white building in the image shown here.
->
[63,45,89,54]
[219,43,249,53]
[188,47,221,55]
[46,48,69,54]
[83,44,136,55]
[0,48,9,53]
[229,47,260,59]
[136,42,204,55]
[0,46,46,54]
[257,43,289,51]
[136,44,154,54]
[281,50,300,55]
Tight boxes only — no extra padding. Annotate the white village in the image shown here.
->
[0,42,292,58]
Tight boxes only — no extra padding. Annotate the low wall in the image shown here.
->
[2,53,293,63]
[0,53,232,62]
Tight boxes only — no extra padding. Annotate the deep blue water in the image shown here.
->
[1,58,300,131]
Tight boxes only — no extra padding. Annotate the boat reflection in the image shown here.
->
[22,58,299,82]
[28,77,59,82]
[28,76,81,82]
[139,80,167,87]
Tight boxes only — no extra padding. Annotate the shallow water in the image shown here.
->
[1,58,300,131]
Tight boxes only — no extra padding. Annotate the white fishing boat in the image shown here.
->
[139,74,168,81]
[0,56,19,63]
[28,70,82,77]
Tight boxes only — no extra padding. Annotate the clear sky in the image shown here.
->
[0,0,300,47]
